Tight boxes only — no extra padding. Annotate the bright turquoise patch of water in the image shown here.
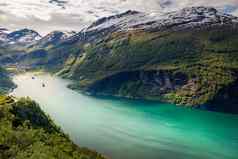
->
[11,74,238,159]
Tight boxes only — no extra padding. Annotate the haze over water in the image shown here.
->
[11,73,238,159]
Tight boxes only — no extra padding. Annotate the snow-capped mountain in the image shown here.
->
[87,6,238,33]
[0,28,42,48]
[3,6,237,47]
[7,29,42,44]
[29,30,76,49]
[0,28,10,42]
[62,6,238,45]
[1,6,238,49]
[0,28,42,46]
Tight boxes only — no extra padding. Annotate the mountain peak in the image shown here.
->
[8,28,41,36]
[166,6,220,19]
[86,6,238,35]
[7,28,41,44]
[162,6,238,29]
[118,10,141,16]
[0,27,9,42]
[29,30,77,49]
[180,6,218,15]
[88,10,141,29]
[0,27,9,34]
[44,30,76,41]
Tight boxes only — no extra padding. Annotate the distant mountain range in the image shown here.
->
[1,6,238,114]
[0,28,41,45]
[0,28,76,46]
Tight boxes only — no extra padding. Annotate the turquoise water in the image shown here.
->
[11,73,238,159]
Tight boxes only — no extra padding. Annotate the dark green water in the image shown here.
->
[11,73,238,159]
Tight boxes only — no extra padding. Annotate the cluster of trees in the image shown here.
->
[0,96,106,159]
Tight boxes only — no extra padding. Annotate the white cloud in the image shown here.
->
[0,0,238,34]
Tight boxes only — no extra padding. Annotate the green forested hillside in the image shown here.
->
[63,26,238,113]
[0,96,106,159]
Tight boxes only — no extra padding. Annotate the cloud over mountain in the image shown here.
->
[0,0,238,34]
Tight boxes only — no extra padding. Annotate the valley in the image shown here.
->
[1,7,238,113]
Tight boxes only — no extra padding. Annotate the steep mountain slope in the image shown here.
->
[0,96,106,159]
[57,7,238,113]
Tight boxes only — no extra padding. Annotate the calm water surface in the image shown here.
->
[11,73,238,159]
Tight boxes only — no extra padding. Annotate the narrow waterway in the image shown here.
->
[11,73,238,159]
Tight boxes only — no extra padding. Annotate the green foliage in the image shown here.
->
[0,96,106,159]
[65,27,238,109]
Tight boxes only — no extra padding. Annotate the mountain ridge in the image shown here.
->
[0,28,42,46]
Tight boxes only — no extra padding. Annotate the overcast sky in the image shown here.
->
[0,0,238,35]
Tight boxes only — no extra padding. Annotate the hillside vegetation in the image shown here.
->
[0,96,106,159]
[61,25,238,113]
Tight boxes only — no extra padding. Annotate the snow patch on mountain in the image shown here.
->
[29,30,77,48]
[7,29,42,44]
[86,6,238,33]
[0,28,9,42]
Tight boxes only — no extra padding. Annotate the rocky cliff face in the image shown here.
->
[74,70,189,99]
